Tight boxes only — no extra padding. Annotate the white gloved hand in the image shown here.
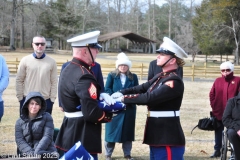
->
[111,92,123,99]
[100,93,116,105]
[115,96,123,102]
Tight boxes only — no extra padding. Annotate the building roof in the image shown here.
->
[98,31,156,43]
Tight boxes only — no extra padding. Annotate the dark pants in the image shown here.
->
[0,101,3,122]
[214,121,224,150]
[20,97,53,115]
[227,129,240,160]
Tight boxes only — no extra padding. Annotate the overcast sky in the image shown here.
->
[155,0,203,7]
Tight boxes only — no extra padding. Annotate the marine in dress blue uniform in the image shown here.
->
[55,31,115,160]
[114,37,188,160]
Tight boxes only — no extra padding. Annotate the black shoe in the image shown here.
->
[210,150,221,158]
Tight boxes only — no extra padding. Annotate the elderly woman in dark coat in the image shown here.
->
[222,92,240,160]
[15,92,58,159]
[104,52,139,160]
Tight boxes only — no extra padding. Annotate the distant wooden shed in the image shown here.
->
[98,31,156,53]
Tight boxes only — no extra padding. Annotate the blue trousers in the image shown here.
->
[20,97,53,115]
[214,121,224,150]
[149,146,185,160]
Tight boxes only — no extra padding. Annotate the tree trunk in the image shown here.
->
[10,0,17,50]
[148,0,151,39]
[20,0,24,49]
[168,0,172,38]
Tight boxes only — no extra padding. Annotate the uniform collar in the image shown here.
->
[72,57,91,70]
[161,69,177,76]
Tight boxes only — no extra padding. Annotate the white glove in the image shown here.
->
[111,92,123,99]
[100,93,116,105]
[115,96,123,102]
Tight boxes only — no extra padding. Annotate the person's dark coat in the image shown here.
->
[120,71,185,146]
[55,58,112,154]
[148,59,183,80]
[209,74,240,120]
[58,61,104,107]
[15,92,57,155]
[105,71,139,143]
[222,92,240,131]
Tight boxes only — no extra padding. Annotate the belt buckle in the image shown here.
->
[147,111,150,117]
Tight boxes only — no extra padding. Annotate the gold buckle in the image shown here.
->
[147,111,150,117]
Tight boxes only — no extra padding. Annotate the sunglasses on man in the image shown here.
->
[34,43,45,46]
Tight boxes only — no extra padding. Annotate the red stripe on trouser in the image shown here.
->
[166,146,172,160]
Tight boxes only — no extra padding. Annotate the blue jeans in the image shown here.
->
[149,146,185,160]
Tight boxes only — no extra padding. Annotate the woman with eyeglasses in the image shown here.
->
[209,61,240,158]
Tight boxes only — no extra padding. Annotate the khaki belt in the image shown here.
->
[147,111,180,117]
[64,111,83,118]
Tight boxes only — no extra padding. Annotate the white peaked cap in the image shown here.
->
[67,30,102,48]
[156,37,188,59]
[115,52,132,69]
[220,61,234,72]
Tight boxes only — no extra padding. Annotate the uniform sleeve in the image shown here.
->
[16,58,26,101]
[222,99,240,132]
[75,74,110,123]
[15,120,34,154]
[34,114,55,154]
[104,73,114,95]
[123,79,183,105]
[120,80,151,95]
[50,60,58,102]
[0,57,9,92]
[58,62,70,107]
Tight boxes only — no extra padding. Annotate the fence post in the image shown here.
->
[140,63,143,80]
[15,58,18,73]
[204,63,207,78]
[191,64,195,81]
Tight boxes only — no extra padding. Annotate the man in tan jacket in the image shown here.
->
[16,35,58,115]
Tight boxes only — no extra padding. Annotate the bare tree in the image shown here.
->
[10,0,17,50]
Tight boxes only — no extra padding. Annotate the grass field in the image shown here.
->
[0,51,222,160]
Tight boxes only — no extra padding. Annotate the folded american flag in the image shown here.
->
[59,141,94,160]
[76,100,126,113]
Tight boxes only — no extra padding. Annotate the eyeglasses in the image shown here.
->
[221,69,231,72]
[34,43,45,46]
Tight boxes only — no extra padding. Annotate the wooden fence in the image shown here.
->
[6,58,240,81]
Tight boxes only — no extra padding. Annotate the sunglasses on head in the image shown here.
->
[34,43,45,46]
[221,69,231,72]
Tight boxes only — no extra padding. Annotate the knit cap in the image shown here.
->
[115,52,132,69]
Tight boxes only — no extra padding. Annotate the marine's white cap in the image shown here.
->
[220,61,234,72]
[156,37,188,59]
[67,31,102,48]
[115,52,132,69]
